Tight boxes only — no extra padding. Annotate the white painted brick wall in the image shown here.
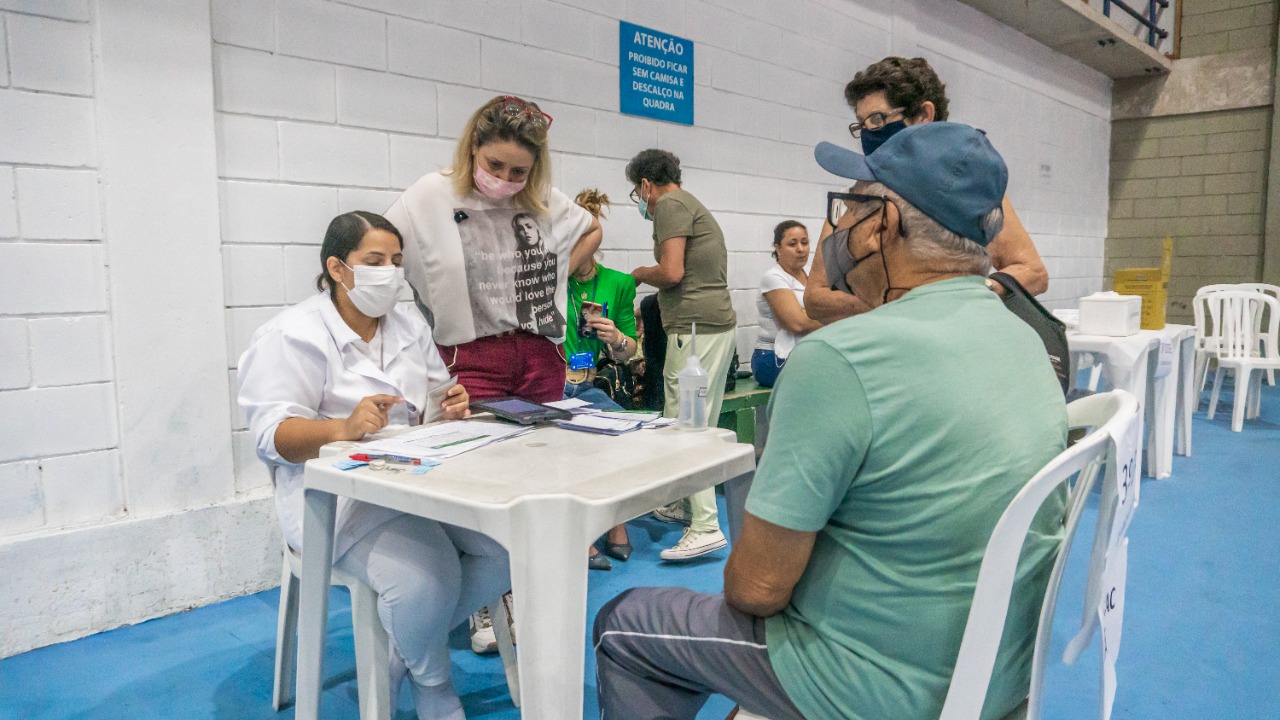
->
[0,90,96,167]
[0,383,118,462]
[220,180,338,246]
[276,0,387,70]
[40,450,123,528]
[14,168,101,240]
[278,122,390,187]
[0,460,42,535]
[210,0,275,52]
[0,318,29,390]
[336,68,437,135]
[29,316,111,386]
[214,46,335,122]
[1,243,106,314]
[223,245,286,307]
[215,113,279,181]
[6,14,92,95]
[387,18,481,87]
[0,0,86,21]
[0,167,16,237]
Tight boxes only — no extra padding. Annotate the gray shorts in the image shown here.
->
[593,586,805,720]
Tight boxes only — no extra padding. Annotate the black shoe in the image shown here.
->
[604,542,632,562]
[588,553,612,571]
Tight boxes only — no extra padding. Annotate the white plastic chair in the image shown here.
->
[273,545,521,718]
[1205,290,1280,432]
[940,391,1140,720]
[1237,283,1279,385]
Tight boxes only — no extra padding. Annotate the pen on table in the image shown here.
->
[350,453,421,465]
[429,435,487,450]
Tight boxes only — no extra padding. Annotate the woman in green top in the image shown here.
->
[564,190,639,400]
[568,190,639,571]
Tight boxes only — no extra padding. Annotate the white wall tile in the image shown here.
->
[0,384,118,462]
[522,0,595,60]
[277,0,386,70]
[539,102,596,156]
[283,244,323,303]
[0,15,10,87]
[337,67,437,135]
[335,0,432,21]
[213,46,335,122]
[29,316,111,386]
[211,0,275,51]
[0,167,15,237]
[40,450,123,528]
[480,39,561,102]
[232,429,271,494]
[0,318,29,390]
[14,168,101,240]
[279,122,389,187]
[387,18,481,87]
[219,180,338,246]
[389,135,454,189]
[223,244,286,307]
[435,0,521,43]
[215,113,278,181]
[6,14,92,95]
[0,0,88,21]
[0,460,42,535]
[225,306,287,368]
[436,84,500,140]
[594,112,658,162]
[337,187,401,214]
[0,243,105,314]
[0,90,96,167]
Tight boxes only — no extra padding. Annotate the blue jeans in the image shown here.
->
[750,348,784,388]
[564,383,624,411]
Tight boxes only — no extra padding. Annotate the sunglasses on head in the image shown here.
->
[492,96,554,129]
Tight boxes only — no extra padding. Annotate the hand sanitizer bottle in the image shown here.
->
[677,322,709,431]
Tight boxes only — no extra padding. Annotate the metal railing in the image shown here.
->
[1102,0,1170,47]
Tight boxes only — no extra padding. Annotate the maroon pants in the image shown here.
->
[439,332,565,403]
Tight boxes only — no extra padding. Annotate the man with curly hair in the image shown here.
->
[807,56,1049,324]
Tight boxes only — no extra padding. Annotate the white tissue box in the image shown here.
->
[1078,292,1141,336]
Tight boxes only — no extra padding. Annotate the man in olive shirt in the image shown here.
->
[627,148,737,561]
[595,125,1067,719]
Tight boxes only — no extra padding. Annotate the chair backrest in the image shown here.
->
[1205,290,1280,361]
[939,391,1141,720]
[1192,285,1239,349]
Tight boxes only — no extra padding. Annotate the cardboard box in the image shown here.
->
[1112,236,1173,330]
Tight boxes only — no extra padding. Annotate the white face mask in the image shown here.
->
[340,261,404,318]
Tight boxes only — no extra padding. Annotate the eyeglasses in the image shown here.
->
[847,107,905,139]
[825,191,907,237]
[492,95,554,129]
[628,184,643,204]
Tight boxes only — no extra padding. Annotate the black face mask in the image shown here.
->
[860,119,908,155]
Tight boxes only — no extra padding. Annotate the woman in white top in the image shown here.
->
[385,95,601,404]
[753,220,822,387]
[238,211,503,720]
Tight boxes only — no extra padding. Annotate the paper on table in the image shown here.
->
[359,420,529,459]
[595,410,661,423]
[556,414,643,435]
[545,398,590,409]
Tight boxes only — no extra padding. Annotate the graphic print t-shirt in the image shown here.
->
[385,172,592,346]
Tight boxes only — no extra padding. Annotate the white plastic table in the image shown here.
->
[1068,324,1195,479]
[294,422,755,720]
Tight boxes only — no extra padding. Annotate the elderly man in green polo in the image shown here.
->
[593,123,1068,720]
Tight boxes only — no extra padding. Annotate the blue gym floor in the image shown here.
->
[2,382,1277,719]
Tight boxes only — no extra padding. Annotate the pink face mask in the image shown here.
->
[473,164,527,200]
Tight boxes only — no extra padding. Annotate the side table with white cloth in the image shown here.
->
[1067,324,1196,479]
[294,421,755,720]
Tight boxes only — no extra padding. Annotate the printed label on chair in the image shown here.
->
[1098,538,1128,720]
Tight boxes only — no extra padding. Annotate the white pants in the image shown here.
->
[335,513,511,686]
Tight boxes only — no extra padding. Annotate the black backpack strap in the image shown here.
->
[988,272,1070,395]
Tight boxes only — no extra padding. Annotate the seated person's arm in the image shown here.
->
[764,288,822,335]
[724,513,817,617]
[805,223,872,324]
[569,216,603,275]
[632,237,686,289]
[987,197,1049,296]
[273,395,400,464]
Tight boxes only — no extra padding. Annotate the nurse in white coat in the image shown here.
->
[238,211,507,720]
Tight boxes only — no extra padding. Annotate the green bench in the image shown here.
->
[716,377,772,445]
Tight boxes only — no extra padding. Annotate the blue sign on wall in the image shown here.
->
[619,21,694,125]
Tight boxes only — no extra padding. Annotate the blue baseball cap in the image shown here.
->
[814,122,1008,247]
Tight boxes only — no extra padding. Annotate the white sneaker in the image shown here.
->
[659,528,727,561]
[469,606,498,654]
[652,501,690,525]
[501,591,517,645]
